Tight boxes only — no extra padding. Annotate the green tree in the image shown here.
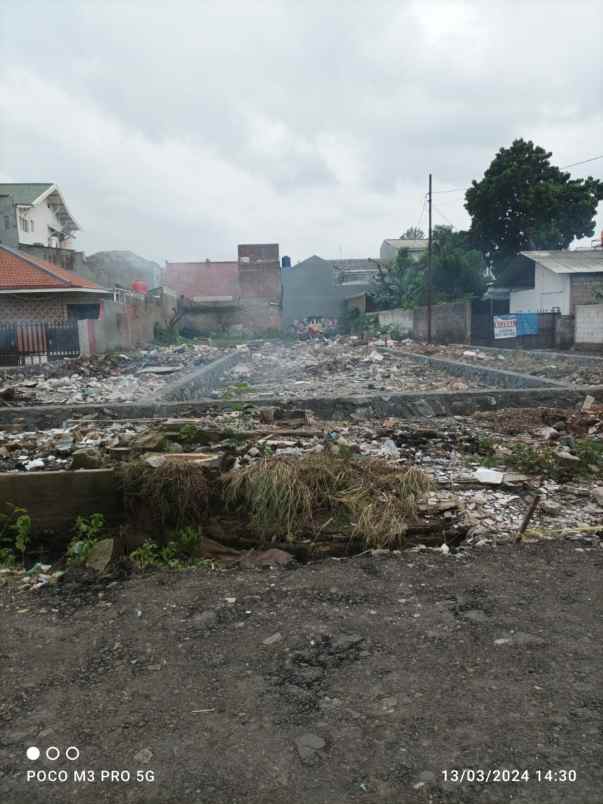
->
[371,249,422,310]
[371,229,486,309]
[430,225,487,300]
[465,139,603,280]
[400,226,425,240]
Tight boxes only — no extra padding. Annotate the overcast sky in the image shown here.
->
[1,0,601,265]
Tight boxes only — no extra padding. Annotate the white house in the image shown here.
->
[509,249,603,316]
[0,183,80,251]
[380,238,429,262]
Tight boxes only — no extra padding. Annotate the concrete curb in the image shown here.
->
[382,349,569,389]
[466,344,603,367]
[2,386,602,428]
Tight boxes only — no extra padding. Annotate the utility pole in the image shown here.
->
[427,173,432,343]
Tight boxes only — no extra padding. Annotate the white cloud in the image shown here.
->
[0,0,601,262]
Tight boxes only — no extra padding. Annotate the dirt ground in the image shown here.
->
[1,542,601,804]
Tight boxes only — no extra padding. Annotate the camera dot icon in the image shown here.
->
[26,747,40,761]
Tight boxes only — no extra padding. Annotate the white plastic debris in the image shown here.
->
[473,467,503,485]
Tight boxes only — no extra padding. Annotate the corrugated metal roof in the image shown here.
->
[382,239,429,250]
[0,183,54,205]
[520,249,603,274]
[0,245,104,290]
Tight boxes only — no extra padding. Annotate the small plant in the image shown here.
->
[174,526,201,557]
[75,512,105,540]
[14,513,32,566]
[130,540,161,569]
[0,504,31,567]
[130,528,204,570]
[507,443,560,478]
[574,438,603,469]
[0,547,16,568]
[179,423,200,444]
[67,513,105,565]
[222,382,252,401]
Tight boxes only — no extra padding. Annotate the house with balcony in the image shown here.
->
[0,183,80,251]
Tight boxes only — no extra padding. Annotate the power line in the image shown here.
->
[560,155,603,169]
[432,203,454,226]
[416,195,428,230]
[432,187,465,195]
[428,153,603,197]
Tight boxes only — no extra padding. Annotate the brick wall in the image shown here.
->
[569,274,603,314]
[0,294,67,322]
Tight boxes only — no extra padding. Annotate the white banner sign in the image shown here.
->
[493,316,517,339]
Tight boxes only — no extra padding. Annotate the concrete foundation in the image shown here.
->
[2,385,602,429]
[388,350,568,389]
[0,469,122,533]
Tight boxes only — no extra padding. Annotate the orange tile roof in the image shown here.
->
[0,246,102,290]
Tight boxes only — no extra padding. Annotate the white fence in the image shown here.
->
[575,304,603,345]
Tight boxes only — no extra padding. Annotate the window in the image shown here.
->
[3,216,9,231]
[30,220,34,232]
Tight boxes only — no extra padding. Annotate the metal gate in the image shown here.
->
[0,320,80,366]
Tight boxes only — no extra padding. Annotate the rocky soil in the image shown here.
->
[1,542,601,804]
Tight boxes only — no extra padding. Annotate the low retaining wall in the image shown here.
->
[2,386,602,429]
[462,344,603,368]
[387,350,568,389]
[158,350,242,401]
[0,469,122,533]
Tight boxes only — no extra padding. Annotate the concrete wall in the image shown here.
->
[510,264,570,314]
[19,244,87,276]
[575,303,603,348]
[282,256,372,325]
[0,469,122,534]
[555,315,575,350]
[0,196,18,248]
[413,300,471,344]
[78,289,177,355]
[377,308,414,335]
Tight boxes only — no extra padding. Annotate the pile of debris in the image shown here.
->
[216,339,491,400]
[0,342,228,406]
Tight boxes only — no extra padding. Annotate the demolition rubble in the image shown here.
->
[216,339,494,399]
[0,341,228,406]
[0,336,601,579]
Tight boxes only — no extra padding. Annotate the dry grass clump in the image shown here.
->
[225,453,432,548]
[120,460,209,534]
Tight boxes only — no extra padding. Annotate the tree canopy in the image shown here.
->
[371,226,486,309]
[400,226,425,240]
[465,139,603,281]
